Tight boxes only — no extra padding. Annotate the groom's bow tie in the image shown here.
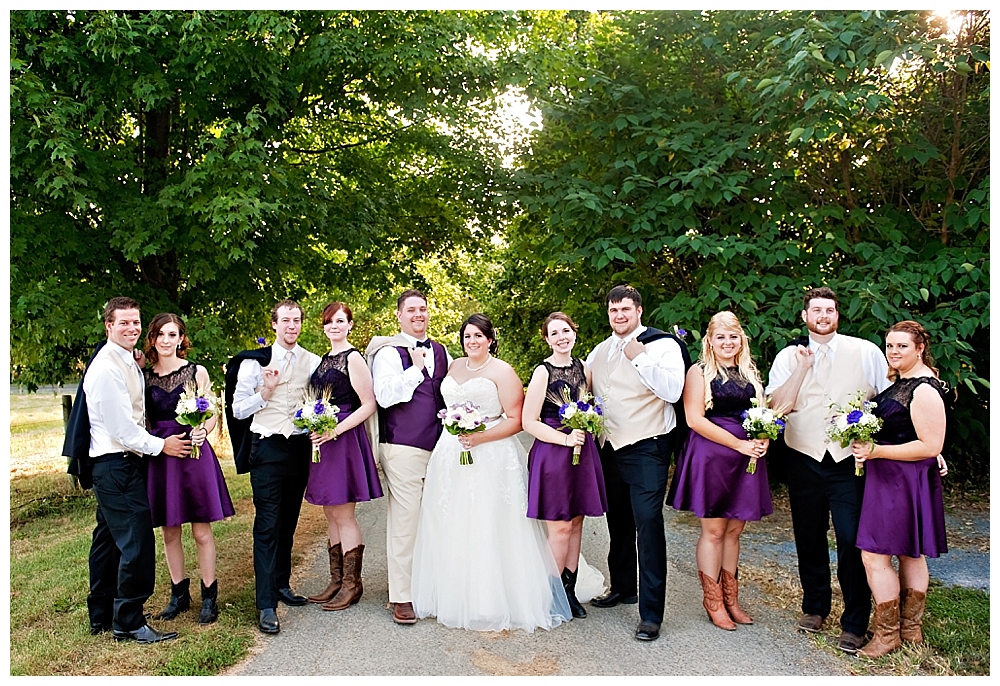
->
[415,339,432,349]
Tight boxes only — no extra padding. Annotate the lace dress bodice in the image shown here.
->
[309,349,361,410]
[705,366,756,419]
[144,363,198,423]
[872,376,947,445]
[441,376,504,419]
[539,359,588,421]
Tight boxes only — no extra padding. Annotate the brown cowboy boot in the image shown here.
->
[899,589,926,644]
[859,598,901,658]
[721,568,753,625]
[323,544,365,611]
[699,571,736,631]
[308,543,343,603]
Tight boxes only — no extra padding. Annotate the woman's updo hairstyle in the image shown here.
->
[886,320,938,381]
[460,313,499,355]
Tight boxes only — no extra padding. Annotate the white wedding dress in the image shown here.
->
[411,376,572,632]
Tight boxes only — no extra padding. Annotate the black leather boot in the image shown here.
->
[199,580,219,624]
[155,577,191,620]
[561,568,587,619]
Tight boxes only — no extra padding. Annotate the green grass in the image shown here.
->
[923,582,991,676]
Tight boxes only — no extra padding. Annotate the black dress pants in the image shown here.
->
[787,448,871,635]
[599,435,671,625]
[88,453,156,632]
[249,433,311,610]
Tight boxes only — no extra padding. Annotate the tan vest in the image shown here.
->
[251,348,315,438]
[101,344,145,427]
[590,337,668,450]
[784,335,877,462]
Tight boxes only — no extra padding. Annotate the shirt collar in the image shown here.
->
[613,324,646,345]
[399,332,429,347]
[275,343,301,360]
[107,341,137,365]
[809,332,840,352]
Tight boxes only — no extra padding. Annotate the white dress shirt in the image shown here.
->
[764,332,891,396]
[231,344,321,434]
[83,341,165,457]
[585,325,687,431]
[372,333,453,409]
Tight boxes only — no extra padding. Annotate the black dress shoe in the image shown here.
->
[634,621,661,642]
[591,591,639,608]
[259,608,280,634]
[90,623,112,635]
[113,624,179,644]
[277,588,308,606]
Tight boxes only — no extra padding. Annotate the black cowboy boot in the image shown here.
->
[561,568,587,619]
[155,577,191,620]
[199,579,219,624]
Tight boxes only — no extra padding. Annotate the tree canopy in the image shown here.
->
[9,9,990,472]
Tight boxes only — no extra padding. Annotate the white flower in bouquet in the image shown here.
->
[174,381,221,459]
[827,391,883,476]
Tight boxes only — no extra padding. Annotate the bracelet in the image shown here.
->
[564,435,570,447]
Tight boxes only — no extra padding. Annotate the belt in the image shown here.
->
[92,451,143,462]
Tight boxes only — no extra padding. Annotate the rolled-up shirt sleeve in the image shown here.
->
[372,346,424,408]
[232,359,267,420]
[632,337,686,404]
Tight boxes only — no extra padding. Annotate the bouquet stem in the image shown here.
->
[572,444,581,466]
[746,456,757,474]
[855,459,865,477]
[459,449,474,466]
[312,445,322,463]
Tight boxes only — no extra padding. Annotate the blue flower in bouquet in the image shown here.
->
[257,337,267,346]
[846,410,864,424]
[196,396,210,413]
[314,400,325,415]
[776,419,786,430]
[576,400,589,411]
[295,408,303,419]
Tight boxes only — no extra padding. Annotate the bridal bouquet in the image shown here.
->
[740,398,785,474]
[439,401,488,465]
[827,391,883,476]
[293,398,341,462]
[175,381,222,459]
[557,387,605,465]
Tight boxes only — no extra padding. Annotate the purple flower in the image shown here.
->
[595,406,603,416]
[677,328,687,338]
[257,337,267,346]
[741,410,749,420]
[314,400,325,414]
[776,419,786,429]
[577,400,589,412]
[846,410,864,425]
[437,409,447,419]
[295,409,303,419]
[195,397,210,413]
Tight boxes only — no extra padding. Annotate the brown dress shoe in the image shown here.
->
[796,613,825,633]
[392,601,417,625]
[838,630,865,654]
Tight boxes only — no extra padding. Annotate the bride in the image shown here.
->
[411,313,572,632]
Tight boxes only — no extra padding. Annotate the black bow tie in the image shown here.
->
[415,339,432,349]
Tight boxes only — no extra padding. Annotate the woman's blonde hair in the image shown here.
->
[699,311,764,409]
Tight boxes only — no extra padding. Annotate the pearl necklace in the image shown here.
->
[466,355,493,372]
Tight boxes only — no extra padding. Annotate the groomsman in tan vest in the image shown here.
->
[586,285,687,642]
[231,300,321,634]
[79,296,191,643]
[766,286,890,653]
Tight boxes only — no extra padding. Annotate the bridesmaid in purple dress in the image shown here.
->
[851,320,948,659]
[522,312,608,620]
[304,302,383,612]
[144,313,235,625]
[667,311,772,631]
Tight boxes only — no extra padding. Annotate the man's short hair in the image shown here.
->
[802,287,839,312]
[396,289,427,311]
[606,284,642,308]
[271,299,303,323]
[104,296,141,323]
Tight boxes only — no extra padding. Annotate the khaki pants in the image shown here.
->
[379,442,432,603]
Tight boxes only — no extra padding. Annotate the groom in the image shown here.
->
[586,285,687,642]
[367,289,451,625]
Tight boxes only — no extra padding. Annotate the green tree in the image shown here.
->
[10,9,522,385]
[506,10,989,474]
